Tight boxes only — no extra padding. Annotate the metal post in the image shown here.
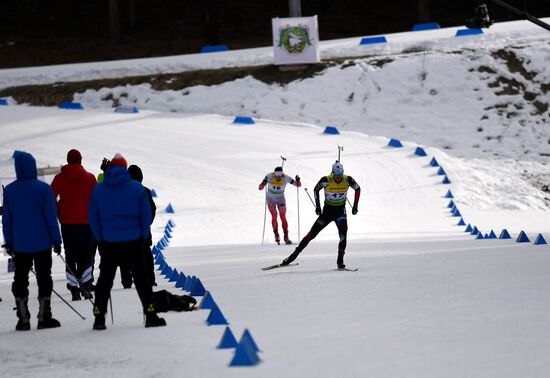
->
[289,0,302,17]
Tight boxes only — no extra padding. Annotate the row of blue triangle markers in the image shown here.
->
[152,213,262,366]
[388,138,548,246]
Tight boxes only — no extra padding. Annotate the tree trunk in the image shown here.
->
[109,0,121,40]
[418,0,430,23]
[129,0,136,29]
[201,0,220,45]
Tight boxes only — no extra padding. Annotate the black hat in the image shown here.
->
[274,166,283,172]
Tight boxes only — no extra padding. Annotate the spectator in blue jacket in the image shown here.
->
[1,151,62,331]
[88,153,165,330]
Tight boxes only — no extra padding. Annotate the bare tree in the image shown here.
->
[109,0,121,40]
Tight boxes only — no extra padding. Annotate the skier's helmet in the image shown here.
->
[274,166,283,177]
[332,161,344,176]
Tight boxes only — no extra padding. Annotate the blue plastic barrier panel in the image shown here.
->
[115,105,139,113]
[0,98,9,106]
[388,138,403,148]
[201,44,229,53]
[359,36,387,45]
[456,28,483,37]
[323,126,340,135]
[414,147,427,156]
[412,22,441,31]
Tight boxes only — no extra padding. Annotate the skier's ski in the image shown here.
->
[335,267,359,272]
[261,263,299,271]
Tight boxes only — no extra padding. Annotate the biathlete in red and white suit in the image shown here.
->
[258,166,301,244]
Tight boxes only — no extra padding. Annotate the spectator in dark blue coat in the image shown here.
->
[88,153,165,330]
[2,151,62,331]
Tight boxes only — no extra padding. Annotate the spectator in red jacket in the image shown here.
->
[51,149,97,301]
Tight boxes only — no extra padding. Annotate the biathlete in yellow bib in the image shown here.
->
[258,167,301,244]
[281,161,360,269]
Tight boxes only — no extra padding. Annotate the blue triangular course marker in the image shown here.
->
[154,253,164,265]
[58,102,84,110]
[164,230,172,239]
[151,246,158,257]
[166,203,175,213]
[157,260,165,271]
[484,233,489,239]
[229,338,261,367]
[430,157,439,167]
[240,329,261,353]
[175,272,187,288]
[414,147,427,156]
[457,218,466,226]
[534,234,547,245]
[323,126,340,135]
[114,105,139,113]
[516,231,530,243]
[359,36,387,45]
[499,229,512,239]
[206,303,229,326]
[447,200,455,208]
[388,138,403,148]
[168,268,179,282]
[437,167,446,176]
[442,176,451,184]
[233,116,255,125]
[465,224,472,232]
[168,219,176,228]
[185,276,197,292]
[151,189,157,198]
[190,278,206,296]
[165,223,173,232]
[0,99,9,106]
[161,265,172,278]
[412,22,441,31]
[218,326,239,349]
[200,291,215,310]
[471,226,479,235]
[488,230,497,239]
[476,233,484,240]
[450,204,456,213]
[456,28,483,37]
[453,208,461,217]
[445,190,454,198]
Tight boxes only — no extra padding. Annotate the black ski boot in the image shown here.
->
[283,232,292,245]
[337,251,346,270]
[37,297,61,329]
[15,297,31,331]
[93,315,106,330]
[68,283,81,301]
[81,282,94,300]
[144,303,166,328]
[281,249,300,266]
[274,230,281,245]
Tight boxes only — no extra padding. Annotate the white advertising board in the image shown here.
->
[272,16,320,65]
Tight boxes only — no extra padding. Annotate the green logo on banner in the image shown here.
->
[278,25,312,54]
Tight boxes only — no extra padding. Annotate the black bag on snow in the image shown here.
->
[152,290,197,312]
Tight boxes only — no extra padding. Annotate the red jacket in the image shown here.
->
[51,164,97,224]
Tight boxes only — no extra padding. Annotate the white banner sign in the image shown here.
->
[272,16,320,65]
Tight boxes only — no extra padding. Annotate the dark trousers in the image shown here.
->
[94,239,153,315]
[12,250,53,298]
[61,224,97,288]
[296,204,348,254]
[120,242,156,287]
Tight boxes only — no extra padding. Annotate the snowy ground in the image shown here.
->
[1,19,550,378]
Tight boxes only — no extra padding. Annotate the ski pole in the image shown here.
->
[347,198,353,207]
[297,185,301,241]
[337,145,343,161]
[304,188,316,208]
[30,268,86,320]
[109,295,114,325]
[261,186,267,246]
[58,254,94,305]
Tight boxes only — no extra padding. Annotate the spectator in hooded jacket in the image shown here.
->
[51,149,97,301]
[88,153,165,330]
[2,151,62,331]
[119,164,157,288]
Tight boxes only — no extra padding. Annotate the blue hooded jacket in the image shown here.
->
[2,151,62,253]
[88,165,151,243]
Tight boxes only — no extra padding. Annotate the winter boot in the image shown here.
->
[67,283,81,301]
[37,297,61,329]
[283,231,292,245]
[281,249,300,266]
[15,297,31,331]
[81,282,94,300]
[144,303,166,328]
[337,251,346,270]
[274,230,281,245]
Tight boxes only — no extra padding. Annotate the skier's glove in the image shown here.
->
[258,183,265,190]
[352,204,358,215]
[100,158,110,172]
[53,244,62,255]
[315,207,322,216]
[2,244,13,257]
